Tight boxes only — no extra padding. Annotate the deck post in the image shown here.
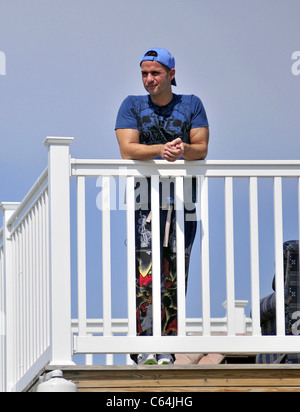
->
[44,137,75,365]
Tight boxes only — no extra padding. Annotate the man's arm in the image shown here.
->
[116,129,164,160]
[183,127,209,161]
[116,127,209,162]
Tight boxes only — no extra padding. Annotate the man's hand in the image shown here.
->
[116,128,209,162]
[161,138,184,162]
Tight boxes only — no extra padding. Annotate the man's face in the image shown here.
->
[141,60,175,97]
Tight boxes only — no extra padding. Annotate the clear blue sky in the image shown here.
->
[1,0,300,325]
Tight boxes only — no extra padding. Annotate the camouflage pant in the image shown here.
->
[134,206,197,339]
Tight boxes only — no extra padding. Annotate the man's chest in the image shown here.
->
[136,106,191,145]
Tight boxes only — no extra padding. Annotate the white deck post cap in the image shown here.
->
[44,136,74,147]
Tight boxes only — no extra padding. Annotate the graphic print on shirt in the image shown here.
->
[131,96,194,145]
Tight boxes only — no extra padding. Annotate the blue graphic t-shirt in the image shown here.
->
[115,94,209,207]
[115,94,209,145]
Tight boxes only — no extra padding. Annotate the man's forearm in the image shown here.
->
[182,143,208,161]
[121,143,164,161]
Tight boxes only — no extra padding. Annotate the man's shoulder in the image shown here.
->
[175,94,202,103]
[173,94,205,112]
[122,95,149,106]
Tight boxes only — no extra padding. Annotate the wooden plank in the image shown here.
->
[72,376,300,389]
[70,370,300,387]
[77,387,300,393]
[48,365,300,392]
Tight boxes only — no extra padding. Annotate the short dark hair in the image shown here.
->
[145,51,158,57]
[143,50,171,73]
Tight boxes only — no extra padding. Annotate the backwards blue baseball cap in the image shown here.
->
[140,47,177,86]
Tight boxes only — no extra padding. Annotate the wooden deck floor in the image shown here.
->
[41,364,300,392]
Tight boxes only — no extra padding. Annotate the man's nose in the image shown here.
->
[146,73,154,83]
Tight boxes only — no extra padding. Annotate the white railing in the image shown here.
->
[0,169,50,392]
[71,300,252,365]
[71,157,300,359]
[1,136,300,391]
[0,227,5,392]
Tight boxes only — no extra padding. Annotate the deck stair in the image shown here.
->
[28,364,300,393]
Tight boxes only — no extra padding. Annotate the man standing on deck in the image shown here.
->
[115,48,209,365]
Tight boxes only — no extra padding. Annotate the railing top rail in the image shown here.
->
[71,158,300,178]
[6,168,48,232]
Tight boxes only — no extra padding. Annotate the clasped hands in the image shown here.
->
[160,138,185,162]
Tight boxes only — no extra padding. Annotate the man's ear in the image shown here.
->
[169,68,176,83]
